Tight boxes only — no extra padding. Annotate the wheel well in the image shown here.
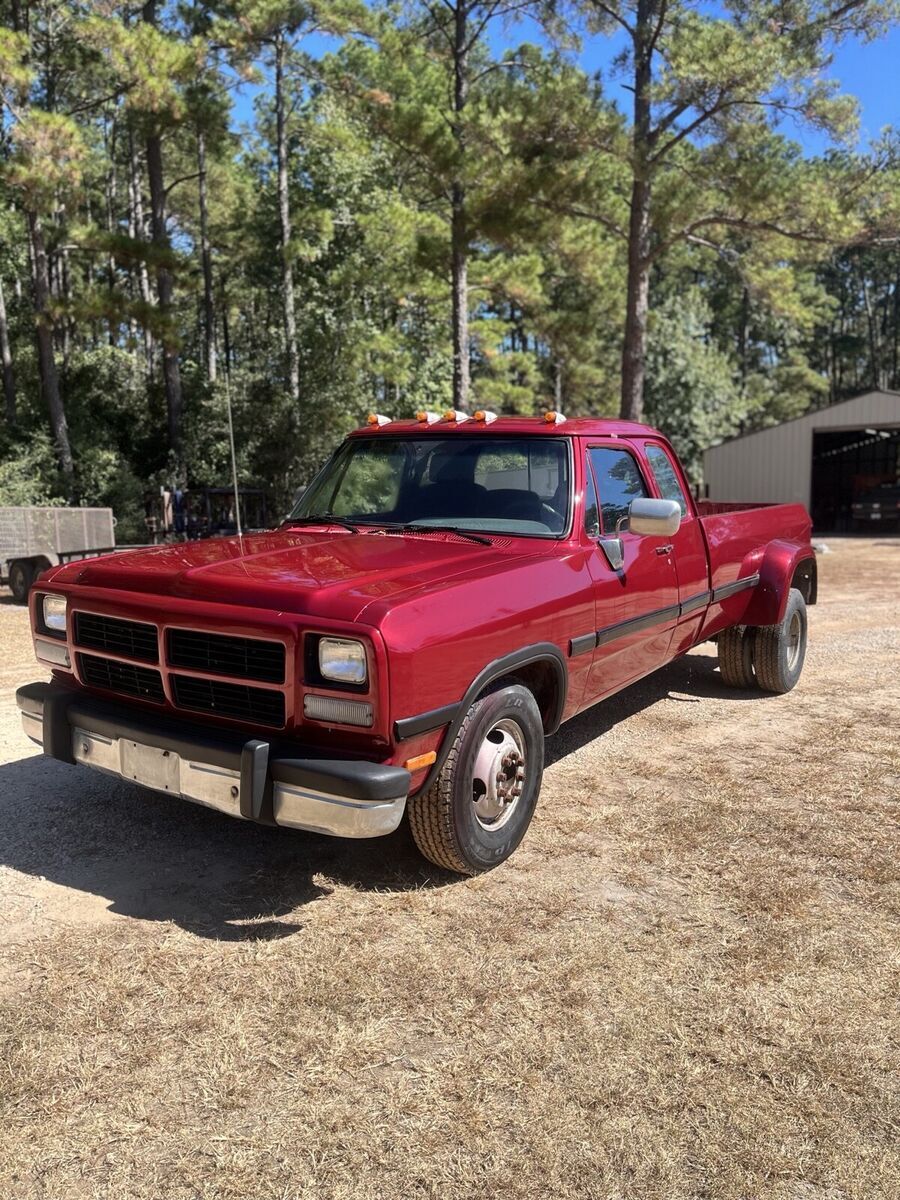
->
[483,659,562,734]
[791,557,817,606]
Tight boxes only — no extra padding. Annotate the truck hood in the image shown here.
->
[55,528,535,623]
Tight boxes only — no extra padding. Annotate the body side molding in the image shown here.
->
[712,574,760,603]
[394,702,461,742]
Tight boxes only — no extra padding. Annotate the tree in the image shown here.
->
[0,15,86,495]
[215,1,343,411]
[342,0,550,410]
[569,0,898,421]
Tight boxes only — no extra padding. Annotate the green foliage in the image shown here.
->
[0,429,65,505]
[643,293,742,481]
[0,0,897,525]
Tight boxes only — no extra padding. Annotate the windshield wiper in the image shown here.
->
[282,513,359,534]
[392,523,492,546]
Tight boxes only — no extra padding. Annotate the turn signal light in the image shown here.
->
[367,413,391,426]
[473,410,497,423]
[544,410,566,424]
[403,750,437,772]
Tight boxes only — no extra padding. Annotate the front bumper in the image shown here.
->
[17,682,409,839]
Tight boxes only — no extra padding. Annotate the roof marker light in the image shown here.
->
[443,409,471,423]
[473,410,498,424]
[544,410,566,425]
[416,410,441,424]
[367,413,391,427]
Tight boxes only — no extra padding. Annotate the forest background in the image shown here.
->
[1,0,899,540]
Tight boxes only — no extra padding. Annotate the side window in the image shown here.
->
[588,447,648,533]
[645,444,688,516]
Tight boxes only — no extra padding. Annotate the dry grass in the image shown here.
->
[0,541,898,1199]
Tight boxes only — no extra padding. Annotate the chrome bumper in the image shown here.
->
[18,683,409,840]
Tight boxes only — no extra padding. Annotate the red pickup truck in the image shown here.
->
[17,413,816,874]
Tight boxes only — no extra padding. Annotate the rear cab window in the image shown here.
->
[644,443,690,516]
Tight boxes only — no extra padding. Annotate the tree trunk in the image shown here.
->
[0,275,16,425]
[620,0,654,423]
[221,285,232,377]
[861,274,880,390]
[450,1,470,410]
[275,33,300,406]
[105,114,118,347]
[197,128,217,383]
[128,130,155,372]
[145,129,183,463]
[29,209,74,494]
[142,1,183,467]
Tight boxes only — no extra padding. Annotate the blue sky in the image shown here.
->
[230,20,899,157]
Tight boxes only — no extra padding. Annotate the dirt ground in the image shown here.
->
[0,539,897,1200]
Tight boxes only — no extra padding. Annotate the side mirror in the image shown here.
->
[628,497,681,537]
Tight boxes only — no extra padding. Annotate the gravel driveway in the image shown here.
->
[0,540,897,1199]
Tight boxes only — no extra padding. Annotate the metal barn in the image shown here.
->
[702,390,900,532]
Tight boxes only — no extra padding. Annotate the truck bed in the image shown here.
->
[697,500,813,634]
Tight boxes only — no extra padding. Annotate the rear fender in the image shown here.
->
[742,542,817,627]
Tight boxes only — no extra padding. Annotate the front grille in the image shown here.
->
[74,612,159,663]
[171,674,285,728]
[167,629,285,684]
[78,652,165,703]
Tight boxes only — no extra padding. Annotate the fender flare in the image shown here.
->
[400,642,569,795]
[742,541,817,627]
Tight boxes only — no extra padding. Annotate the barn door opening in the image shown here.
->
[811,427,900,532]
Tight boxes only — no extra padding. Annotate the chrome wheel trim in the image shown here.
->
[471,718,527,830]
[786,609,803,670]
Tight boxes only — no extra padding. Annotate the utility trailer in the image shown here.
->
[1,506,116,603]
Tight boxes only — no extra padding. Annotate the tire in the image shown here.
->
[407,683,545,875]
[8,560,34,605]
[717,625,755,688]
[752,588,808,695]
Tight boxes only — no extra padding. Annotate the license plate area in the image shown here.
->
[120,739,181,794]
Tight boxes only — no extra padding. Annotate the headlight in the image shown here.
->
[318,637,367,685]
[42,594,67,636]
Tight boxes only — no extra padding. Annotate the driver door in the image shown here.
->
[582,442,679,703]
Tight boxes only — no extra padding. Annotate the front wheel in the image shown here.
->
[407,683,544,875]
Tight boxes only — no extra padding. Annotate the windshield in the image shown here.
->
[290,436,571,537]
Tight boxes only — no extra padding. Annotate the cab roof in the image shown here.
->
[349,415,656,439]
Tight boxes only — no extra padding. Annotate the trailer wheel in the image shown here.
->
[717,625,755,689]
[407,683,544,875]
[8,559,34,605]
[753,588,808,695]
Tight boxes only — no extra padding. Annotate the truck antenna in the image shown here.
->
[224,372,243,538]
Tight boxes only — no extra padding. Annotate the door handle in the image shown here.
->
[655,544,674,555]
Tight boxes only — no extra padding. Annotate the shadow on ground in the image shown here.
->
[0,649,763,941]
[546,646,766,766]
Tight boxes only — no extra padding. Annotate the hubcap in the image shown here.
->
[786,610,803,670]
[471,718,527,830]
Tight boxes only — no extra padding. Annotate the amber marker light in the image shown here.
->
[473,410,498,424]
[544,410,566,424]
[416,410,440,424]
[442,409,470,423]
[367,413,391,426]
[404,750,437,771]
